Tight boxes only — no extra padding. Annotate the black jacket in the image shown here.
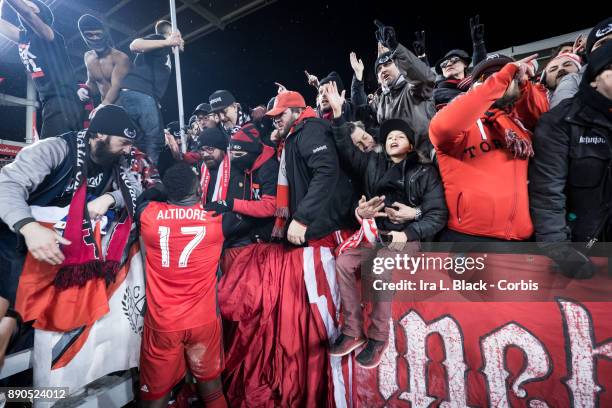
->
[332,120,448,240]
[284,116,357,240]
[529,85,612,244]
[225,150,279,248]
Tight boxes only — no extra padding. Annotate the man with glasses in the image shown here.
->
[433,15,488,110]
[193,102,220,130]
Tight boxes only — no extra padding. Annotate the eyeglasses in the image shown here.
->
[441,57,462,69]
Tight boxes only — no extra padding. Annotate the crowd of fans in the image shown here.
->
[0,0,611,405]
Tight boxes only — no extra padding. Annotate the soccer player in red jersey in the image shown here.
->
[137,162,227,408]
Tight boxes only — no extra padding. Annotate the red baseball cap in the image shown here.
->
[265,91,306,117]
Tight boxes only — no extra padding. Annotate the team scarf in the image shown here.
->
[227,108,251,135]
[335,211,380,256]
[200,155,231,204]
[54,131,137,289]
[272,107,318,238]
[482,109,534,159]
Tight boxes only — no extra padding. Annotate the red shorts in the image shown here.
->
[139,318,224,400]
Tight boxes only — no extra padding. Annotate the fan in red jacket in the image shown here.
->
[429,54,549,241]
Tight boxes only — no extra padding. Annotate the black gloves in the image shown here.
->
[543,242,596,280]
[204,199,234,216]
[470,14,485,45]
[374,20,399,51]
[413,30,427,57]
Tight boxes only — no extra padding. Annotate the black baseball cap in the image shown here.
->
[209,90,236,113]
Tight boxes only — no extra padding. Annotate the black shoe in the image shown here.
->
[355,338,388,369]
[329,333,366,357]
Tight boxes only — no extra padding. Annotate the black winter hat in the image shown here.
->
[229,124,262,155]
[192,102,212,116]
[375,51,393,74]
[166,121,181,138]
[469,54,514,82]
[197,127,228,152]
[88,105,137,140]
[379,118,415,146]
[586,17,612,59]
[319,71,345,93]
[584,41,612,83]
[209,90,236,112]
[435,49,471,74]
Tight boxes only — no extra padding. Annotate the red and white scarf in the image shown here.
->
[54,131,136,289]
[272,107,318,238]
[200,155,231,204]
[336,210,380,256]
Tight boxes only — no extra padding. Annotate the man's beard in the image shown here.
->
[279,117,297,139]
[91,138,122,166]
[203,156,223,170]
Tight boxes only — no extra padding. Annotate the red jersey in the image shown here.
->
[139,201,224,331]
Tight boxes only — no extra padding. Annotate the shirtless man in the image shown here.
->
[77,14,131,114]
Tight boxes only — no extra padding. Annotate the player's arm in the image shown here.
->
[5,0,53,41]
[101,52,131,105]
[0,1,19,43]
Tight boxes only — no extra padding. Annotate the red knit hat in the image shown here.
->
[229,123,262,154]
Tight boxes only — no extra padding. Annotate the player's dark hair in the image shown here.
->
[162,162,198,202]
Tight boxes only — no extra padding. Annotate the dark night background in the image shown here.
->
[0,0,604,142]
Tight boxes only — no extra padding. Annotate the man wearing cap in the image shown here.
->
[371,21,437,159]
[316,68,368,123]
[0,105,142,322]
[204,123,279,270]
[429,54,548,242]
[193,102,219,130]
[529,41,612,279]
[117,20,184,165]
[266,90,356,247]
[433,15,488,110]
[77,14,131,114]
[0,0,82,138]
[551,17,612,108]
[209,90,250,135]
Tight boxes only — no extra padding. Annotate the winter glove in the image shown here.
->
[374,20,399,51]
[205,199,234,216]
[469,15,485,45]
[413,30,427,57]
[543,242,597,280]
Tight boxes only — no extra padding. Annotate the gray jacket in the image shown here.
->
[0,137,142,232]
[374,43,437,158]
[549,67,584,109]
